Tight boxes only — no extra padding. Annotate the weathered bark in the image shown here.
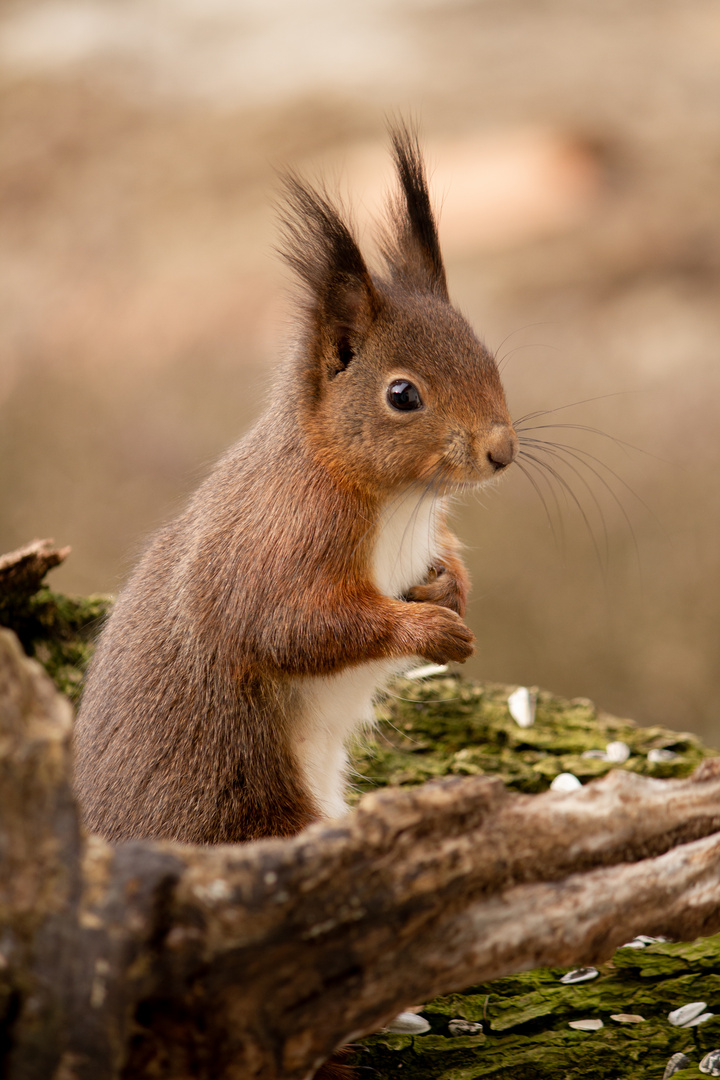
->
[2,627,720,1080]
[0,540,111,700]
[0,538,71,598]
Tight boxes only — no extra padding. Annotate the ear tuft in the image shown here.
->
[278,173,378,380]
[381,120,449,299]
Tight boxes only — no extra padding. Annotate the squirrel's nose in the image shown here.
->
[486,424,518,472]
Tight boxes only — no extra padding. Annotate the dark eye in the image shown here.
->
[387,379,423,411]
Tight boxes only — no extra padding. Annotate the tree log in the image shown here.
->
[0,540,112,702]
[2,627,720,1080]
[0,539,71,599]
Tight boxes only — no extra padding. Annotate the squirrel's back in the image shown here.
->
[74,412,321,840]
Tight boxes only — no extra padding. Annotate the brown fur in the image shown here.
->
[313,1046,357,1080]
[73,123,516,1075]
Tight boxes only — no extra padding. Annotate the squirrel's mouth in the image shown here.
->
[439,455,515,491]
[436,424,518,488]
[450,473,511,495]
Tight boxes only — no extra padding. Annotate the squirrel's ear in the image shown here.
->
[381,122,449,300]
[279,174,379,381]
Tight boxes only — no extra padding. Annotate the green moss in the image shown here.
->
[353,674,720,1079]
[349,676,711,800]
[362,950,720,1079]
[0,585,112,701]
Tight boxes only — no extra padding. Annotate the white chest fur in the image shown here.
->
[372,489,440,599]
[293,490,441,819]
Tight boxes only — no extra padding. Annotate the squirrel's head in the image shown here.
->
[279,122,518,498]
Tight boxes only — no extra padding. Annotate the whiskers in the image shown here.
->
[512,399,664,578]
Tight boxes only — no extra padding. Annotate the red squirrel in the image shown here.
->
[73,122,517,1080]
[74,125,516,845]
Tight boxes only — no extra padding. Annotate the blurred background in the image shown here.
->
[1,0,719,740]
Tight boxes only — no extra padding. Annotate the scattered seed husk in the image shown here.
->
[550,772,582,792]
[664,1053,692,1078]
[508,686,536,728]
[561,967,599,984]
[668,1001,707,1026]
[610,1013,645,1024]
[684,1011,715,1027]
[568,1018,604,1031]
[649,748,679,763]
[700,1049,720,1076]
[605,740,631,763]
[448,1019,484,1036]
[384,1011,430,1034]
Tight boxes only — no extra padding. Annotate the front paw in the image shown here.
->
[405,563,466,616]
[414,604,475,664]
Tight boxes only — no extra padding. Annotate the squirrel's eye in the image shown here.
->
[387,379,423,412]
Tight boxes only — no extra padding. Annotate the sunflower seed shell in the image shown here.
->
[684,1012,715,1027]
[569,1018,604,1031]
[700,1050,720,1076]
[448,1019,483,1036]
[668,1001,707,1027]
[560,967,599,984]
[605,740,631,763]
[664,1053,691,1078]
[385,1011,430,1034]
[508,687,536,728]
[551,772,582,793]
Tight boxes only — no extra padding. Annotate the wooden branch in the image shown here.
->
[2,626,720,1080]
[0,538,71,600]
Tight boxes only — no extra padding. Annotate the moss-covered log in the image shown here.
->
[2,543,720,1080]
[2,626,720,1079]
[0,539,111,699]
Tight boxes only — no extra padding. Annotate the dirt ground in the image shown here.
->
[1,0,719,739]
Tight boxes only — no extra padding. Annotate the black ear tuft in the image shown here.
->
[278,173,379,379]
[381,121,448,299]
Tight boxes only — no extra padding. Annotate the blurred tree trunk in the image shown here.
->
[3,625,720,1080]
